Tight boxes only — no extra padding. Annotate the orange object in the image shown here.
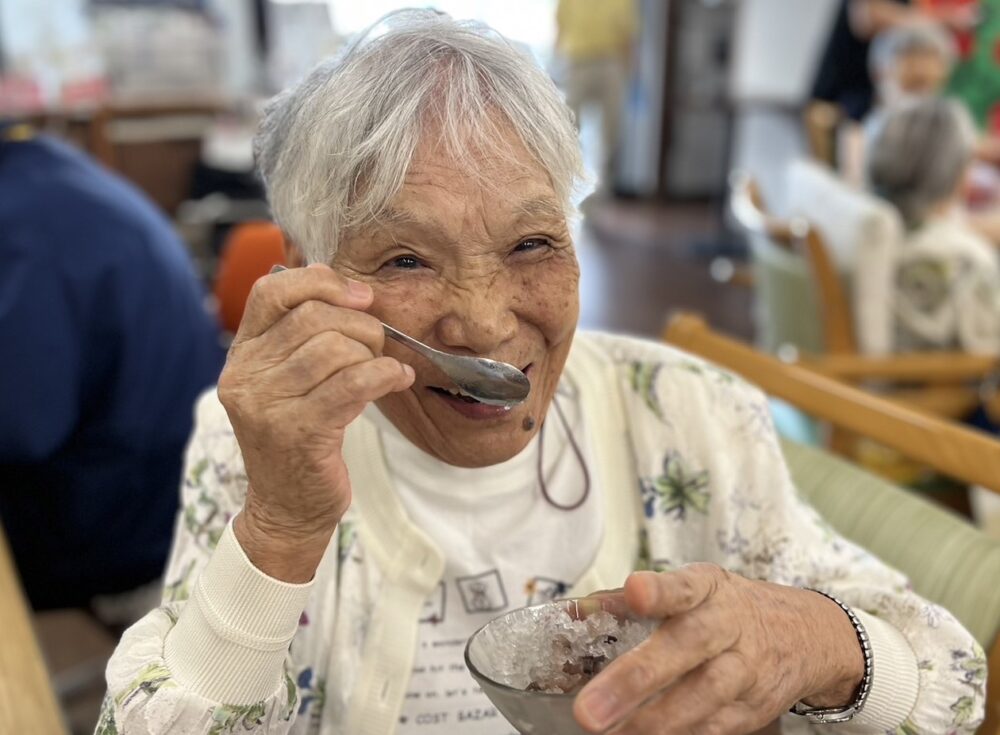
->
[213,221,286,334]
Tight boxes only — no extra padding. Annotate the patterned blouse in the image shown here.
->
[97,332,986,734]
[894,214,1000,354]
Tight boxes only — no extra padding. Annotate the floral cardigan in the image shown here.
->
[97,332,986,734]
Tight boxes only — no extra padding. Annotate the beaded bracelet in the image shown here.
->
[789,589,874,724]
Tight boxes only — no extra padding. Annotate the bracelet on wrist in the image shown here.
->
[789,589,874,724]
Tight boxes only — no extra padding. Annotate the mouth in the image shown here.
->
[425,363,533,416]
[427,385,487,403]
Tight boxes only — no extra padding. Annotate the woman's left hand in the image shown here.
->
[572,565,865,734]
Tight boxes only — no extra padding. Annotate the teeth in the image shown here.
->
[437,386,477,400]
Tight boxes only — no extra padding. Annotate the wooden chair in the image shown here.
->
[730,170,998,423]
[663,312,1000,733]
[0,523,66,734]
[803,100,841,168]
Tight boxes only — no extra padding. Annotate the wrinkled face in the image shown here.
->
[331,132,580,467]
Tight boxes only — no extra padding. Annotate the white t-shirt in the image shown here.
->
[367,383,602,734]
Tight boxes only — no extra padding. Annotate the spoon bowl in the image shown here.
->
[381,325,529,407]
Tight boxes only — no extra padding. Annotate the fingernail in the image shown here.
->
[348,279,372,298]
[578,689,619,729]
[634,571,659,599]
[402,364,415,380]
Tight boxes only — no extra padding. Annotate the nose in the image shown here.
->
[435,281,519,356]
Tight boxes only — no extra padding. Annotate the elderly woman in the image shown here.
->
[99,12,985,735]
[868,20,956,108]
[867,96,1000,354]
[840,20,957,185]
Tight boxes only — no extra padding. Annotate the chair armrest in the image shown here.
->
[0,524,65,734]
[663,313,1000,494]
[800,352,999,384]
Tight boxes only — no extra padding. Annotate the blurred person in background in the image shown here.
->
[0,122,225,620]
[851,21,1000,242]
[868,18,956,106]
[555,0,636,195]
[840,21,957,184]
[812,0,977,122]
[96,11,985,735]
[806,0,977,163]
[865,96,1000,537]
[866,97,1000,357]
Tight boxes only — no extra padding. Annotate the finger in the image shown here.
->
[608,652,753,735]
[585,588,624,597]
[246,300,385,365]
[264,331,377,395]
[611,705,761,735]
[691,703,772,735]
[574,603,738,732]
[306,356,415,419]
[237,264,374,341]
[624,563,728,619]
[568,592,631,621]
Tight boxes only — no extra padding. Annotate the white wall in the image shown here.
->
[730,0,839,105]
[212,0,264,98]
[728,0,840,211]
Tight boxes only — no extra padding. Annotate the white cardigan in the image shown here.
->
[97,332,986,734]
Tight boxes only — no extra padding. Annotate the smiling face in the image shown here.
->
[899,50,950,94]
[330,130,580,467]
[885,49,951,102]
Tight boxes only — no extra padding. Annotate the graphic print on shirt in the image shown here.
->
[524,576,570,606]
[388,386,600,734]
[456,570,508,614]
[420,581,447,625]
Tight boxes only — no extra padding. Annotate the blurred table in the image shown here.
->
[19,99,226,216]
[0,523,66,734]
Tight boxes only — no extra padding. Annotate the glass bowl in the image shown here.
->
[464,596,655,735]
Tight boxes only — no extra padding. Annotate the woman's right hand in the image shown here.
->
[218,264,414,582]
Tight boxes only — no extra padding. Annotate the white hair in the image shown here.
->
[866,97,977,228]
[869,21,957,77]
[254,9,584,264]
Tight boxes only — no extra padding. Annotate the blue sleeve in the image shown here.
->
[0,248,82,461]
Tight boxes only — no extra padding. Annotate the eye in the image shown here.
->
[383,254,424,270]
[513,237,553,254]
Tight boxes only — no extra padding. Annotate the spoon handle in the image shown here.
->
[383,323,437,362]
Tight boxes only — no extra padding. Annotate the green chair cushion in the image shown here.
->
[781,439,1000,648]
[749,235,824,354]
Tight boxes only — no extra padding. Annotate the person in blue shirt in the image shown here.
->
[0,123,225,611]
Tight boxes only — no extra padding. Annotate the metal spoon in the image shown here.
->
[270,265,530,407]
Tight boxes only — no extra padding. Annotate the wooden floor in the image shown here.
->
[577,198,752,340]
[34,197,752,734]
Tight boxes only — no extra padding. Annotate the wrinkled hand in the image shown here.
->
[573,565,864,734]
[219,264,413,580]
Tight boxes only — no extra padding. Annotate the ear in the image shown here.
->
[283,236,306,268]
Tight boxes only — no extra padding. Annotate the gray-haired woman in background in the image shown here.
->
[96,11,985,735]
[867,96,1000,354]
[840,21,957,184]
[868,20,956,108]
